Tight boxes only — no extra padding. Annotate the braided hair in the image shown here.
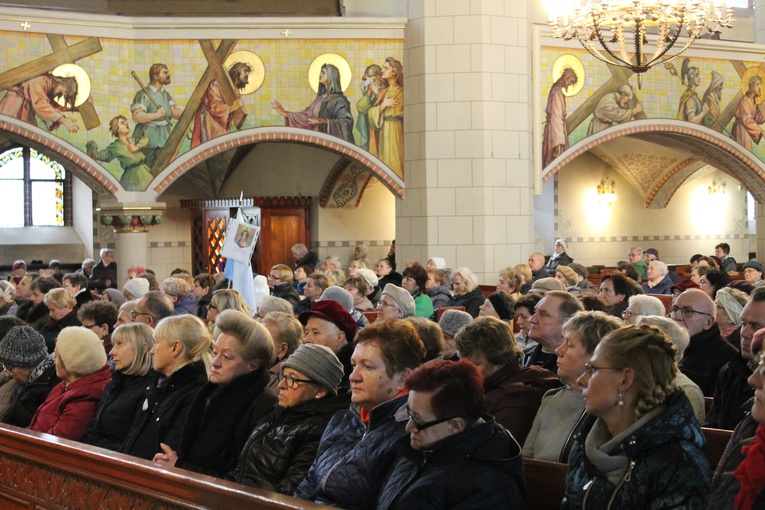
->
[600,324,678,420]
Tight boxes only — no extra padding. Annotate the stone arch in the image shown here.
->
[150,126,405,200]
[542,119,765,207]
[0,117,119,195]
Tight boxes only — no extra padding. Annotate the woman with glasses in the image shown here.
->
[563,325,710,509]
[206,289,251,332]
[152,310,276,477]
[121,315,211,460]
[267,264,300,311]
[230,343,348,494]
[621,295,666,325]
[81,323,155,450]
[377,359,524,509]
[523,311,622,462]
[699,269,732,299]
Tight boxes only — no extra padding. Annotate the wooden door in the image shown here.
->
[257,207,308,274]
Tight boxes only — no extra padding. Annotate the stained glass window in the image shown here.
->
[0,146,68,227]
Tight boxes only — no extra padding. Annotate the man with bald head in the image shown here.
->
[528,253,550,282]
[524,290,583,372]
[671,288,737,396]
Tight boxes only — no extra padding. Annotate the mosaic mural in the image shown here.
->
[0,32,404,191]
[541,46,765,167]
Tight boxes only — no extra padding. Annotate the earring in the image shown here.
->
[618,393,624,407]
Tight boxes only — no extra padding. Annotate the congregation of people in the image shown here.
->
[0,238,763,508]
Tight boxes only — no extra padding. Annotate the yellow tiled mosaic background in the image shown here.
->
[0,32,402,182]
[541,46,765,161]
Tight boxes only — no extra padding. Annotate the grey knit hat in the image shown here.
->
[0,326,48,368]
[282,344,344,396]
[438,309,473,338]
[319,286,354,312]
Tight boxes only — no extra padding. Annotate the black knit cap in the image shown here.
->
[0,326,47,368]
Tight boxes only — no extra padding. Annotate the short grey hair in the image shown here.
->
[100,248,114,258]
[628,295,666,317]
[616,85,632,98]
[650,260,668,277]
[636,315,690,360]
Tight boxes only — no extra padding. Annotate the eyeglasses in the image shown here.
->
[377,300,399,310]
[699,278,709,285]
[267,274,283,281]
[405,406,459,432]
[621,309,640,319]
[754,355,764,378]
[583,362,622,377]
[81,323,100,330]
[207,303,218,310]
[278,371,316,389]
[2,363,15,373]
[669,306,711,319]
[130,310,153,320]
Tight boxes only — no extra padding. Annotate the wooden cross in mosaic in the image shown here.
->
[150,39,241,175]
[0,34,102,130]
[715,61,765,134]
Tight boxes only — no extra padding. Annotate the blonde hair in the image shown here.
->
[452,267,479,295]
[44,288,76,310]
[212,289,252,316]
[154,315,213,376]
[112,323,155,376]
[514,264,532,284]
[262,311,303,357]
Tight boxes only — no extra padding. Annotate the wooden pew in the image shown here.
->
[0,423,330,510]
[702,426,732,471]
[362,310,378,323]
[434,305,466,322]
[523,458,568,510]
[647,293,673,316]
[479,284,495,298]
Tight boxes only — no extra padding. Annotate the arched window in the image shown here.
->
[0,146,70,227]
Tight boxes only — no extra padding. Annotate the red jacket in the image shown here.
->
[29,365,111,441]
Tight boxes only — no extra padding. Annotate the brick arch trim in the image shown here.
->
[151,126,405,199]
[543,119,765,204]
[0,118,119,194]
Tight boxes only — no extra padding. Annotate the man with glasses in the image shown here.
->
[671,288,737,396]
[267,264,300,312]
[706,287,765,429]
[131,291,173,328]
[77,301,118,354]
[743,260,765,287]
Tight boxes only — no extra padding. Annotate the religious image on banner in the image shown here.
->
[221,213,260,264]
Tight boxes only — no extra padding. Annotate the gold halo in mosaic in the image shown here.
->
[552,54,585,97]
[741,66,765,105]
[308,53,352,93]
[51,64,91,107]
[224,51,265,95]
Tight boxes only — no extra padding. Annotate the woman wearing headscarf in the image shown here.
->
[272,63,354,142]
[29,327,110,441]
[81,323,155,450]
[563,325,710,508]
[715,286,747,346]
[230,343,349,494]
[152,310,277,477]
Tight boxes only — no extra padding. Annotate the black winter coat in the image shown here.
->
[271,282,301,311]
[81,370,154,451]
[89,260,117,292]
[4,358,60,428]
[230,392,351,494]
[15,300,50,333]
[378,272,403,289]
[377,417,525,510]
[293,393,408,509]
[41,310,81,353]
[121,360,207,460]
[176,367,276,477]
[294,251,319,270]
[678,323,738,396]
[705,353,755,430]
[447,288,485,318]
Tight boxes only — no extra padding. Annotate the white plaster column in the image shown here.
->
[400,0,535,283]
[115,232,149,289]
[756,0,765,44]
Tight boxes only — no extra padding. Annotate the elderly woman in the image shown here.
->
[700,269,732,299]
[406,317,447,362]
[207,289,251,331]
[705,332,765,508]
[715,286,748,345]
[294,320,425,509]
[0,326,60,427]
[375,257,402,289]
[262,311,303,389]
[636,315,706,423]
[230,343,349,493]
[479,291,515,326]
[29,327,110,440]
[376,284,416,321]
[456,316,560,445]
[401,263,434,319]
[121,315,211,460]
[513,294,540,357]
[497,267,523,300]
[0,281,16,316]
[437,309,473,360]
[523,311,622,462]
[446,267,485,318]
[163,277,198,316]
[343,276,374,312]
[81,323,155,450]
[641,260,673,294]
[102,288,126,308]
[563,325,711,508]
[555,265,579,289]
[153,310,277,477]
[347,260,367,278]
[353,244,372,268]
[42,288,81,353]
[253,295,293,322]
[622,294,666,325]
[599,273,635,318]
[377,359,524,509]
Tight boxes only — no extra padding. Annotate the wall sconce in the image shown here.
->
[597,177,616,206]
[708,179,726,196]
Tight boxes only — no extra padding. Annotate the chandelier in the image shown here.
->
[545,0,735,87]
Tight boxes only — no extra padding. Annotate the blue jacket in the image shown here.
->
[293,393,408,509]
[641,274,674,295]
[377,416,524,510]
[563,391,711,509]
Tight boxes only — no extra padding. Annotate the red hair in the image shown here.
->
[405,359,485,421]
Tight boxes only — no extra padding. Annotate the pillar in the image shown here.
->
[756,0,765,44]
[400,0,535,283]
